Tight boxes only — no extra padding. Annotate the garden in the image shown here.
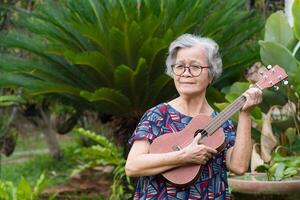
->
[0,0,299,199]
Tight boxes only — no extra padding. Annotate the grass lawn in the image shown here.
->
[0,134,78,187]
[0,131,118,199]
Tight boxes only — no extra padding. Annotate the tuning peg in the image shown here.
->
[283,80,289,85]
[273,85,279,91]
[259,71,264,75]
[267,65,272,70]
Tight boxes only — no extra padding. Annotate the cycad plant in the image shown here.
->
[0,0,263,145]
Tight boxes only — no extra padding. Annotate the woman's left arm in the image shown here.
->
[226,87,262,175]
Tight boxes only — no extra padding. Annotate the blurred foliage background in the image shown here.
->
[1,0,300,199]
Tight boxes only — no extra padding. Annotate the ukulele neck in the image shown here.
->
[204,95,247,135]
[196,64,288,142]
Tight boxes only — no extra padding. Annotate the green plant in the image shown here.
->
[256,147,300,181]
[239,0,300,181]
[214,71,299,181]
[259,0,300,123]
[72,128,133,200]
[0,0,263,144]
[1,142,78,187]
[0,173,47,200]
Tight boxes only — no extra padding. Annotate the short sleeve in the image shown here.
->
[128,109,162,145]
[222,119,236,151]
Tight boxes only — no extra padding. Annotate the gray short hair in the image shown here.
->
[166,33,222,82]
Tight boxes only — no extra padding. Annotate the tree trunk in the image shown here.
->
[40,107,62,160]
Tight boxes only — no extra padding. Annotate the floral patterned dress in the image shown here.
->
[129,103,236,200]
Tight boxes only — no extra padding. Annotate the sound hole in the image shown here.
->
[194,129,208,139]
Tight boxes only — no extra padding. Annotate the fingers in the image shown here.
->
[193,132,202,143]
[197,145,217,165]
[242,87,263,111]
[201,152,213,165]
[205,146,218,154]
[244,87,262,102]
[197,144,217,154]
[201,157,208,165]
[185,141,218,165]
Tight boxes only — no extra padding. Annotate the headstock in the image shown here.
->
[256,65,288,90]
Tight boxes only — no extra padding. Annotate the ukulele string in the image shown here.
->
[206,98,245,135]
[204,96,245,134]
[176,96,246,149]
[205,96,246,135]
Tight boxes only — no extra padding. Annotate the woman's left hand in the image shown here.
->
[241,87,263,112]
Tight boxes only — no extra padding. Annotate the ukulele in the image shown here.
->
[149,65,288,187]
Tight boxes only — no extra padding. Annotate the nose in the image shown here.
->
[181,66,192,77]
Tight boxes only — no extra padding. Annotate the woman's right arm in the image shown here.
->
[125,135,217,177]
[125,140,186,177]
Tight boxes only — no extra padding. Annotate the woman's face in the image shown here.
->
[173,45,212,97]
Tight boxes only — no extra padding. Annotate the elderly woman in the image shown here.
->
[125,34,262,199]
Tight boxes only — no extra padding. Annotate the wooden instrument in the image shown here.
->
[149,65,288,187]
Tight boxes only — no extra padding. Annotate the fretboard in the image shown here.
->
[203,95,247,135]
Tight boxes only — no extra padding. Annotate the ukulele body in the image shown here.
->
[149,114,226,187]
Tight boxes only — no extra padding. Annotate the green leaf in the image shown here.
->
[19,14,83,52]
[33,173,47,198]
[262,90,287,109]
[0,95,26,106]
[264,11,296,50]
[0,181,9,200]
[224,82,250,102]
[259,40,299,74]
[33,1,87,50]
[114,64,134,100]
[251,107,262,120]
[273,163,286,181]
[0,54,73,85]
[133,58,149,106]
[285,128,297,144]
[288,137,300,153]
[146,74,174,107]
[64,50,113,86]
[214,102,229,112]
[0,72,81,96]
[0,33,92,89]
[255,164,270,172]
[283,167,298,178]
[16,177,32,200]
[80,88,132,114]
[0,31,47,56]
[206,87,226,103]
[74,128,112,148]
[124,21,144,67]
[292,0,300,40]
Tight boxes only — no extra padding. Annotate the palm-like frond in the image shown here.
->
[0,0,263,117]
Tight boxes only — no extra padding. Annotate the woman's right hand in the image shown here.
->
[182,133,217,165]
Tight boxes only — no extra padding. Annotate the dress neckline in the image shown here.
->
[163,102,216,118]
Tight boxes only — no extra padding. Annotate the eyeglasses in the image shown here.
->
[171,63,210,77]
